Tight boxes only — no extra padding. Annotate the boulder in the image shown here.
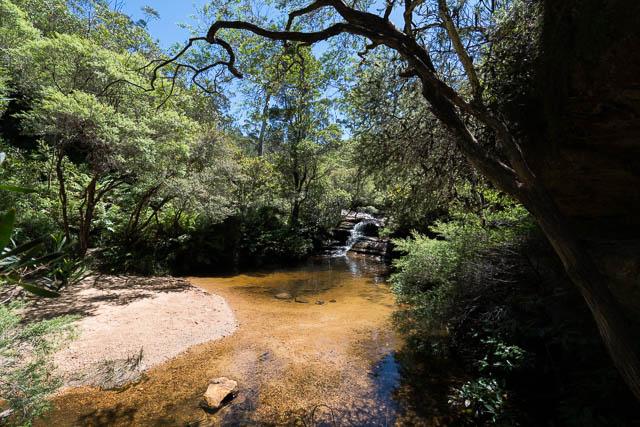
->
[201,377,237,411]
[274,292,292,300]
[349,237,391,259]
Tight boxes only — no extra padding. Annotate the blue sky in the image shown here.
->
[120,1,210,49]
[119,0,405,49]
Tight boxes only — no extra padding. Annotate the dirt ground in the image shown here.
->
[20,275,237,387]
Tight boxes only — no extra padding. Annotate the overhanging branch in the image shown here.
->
[153,1,522,195]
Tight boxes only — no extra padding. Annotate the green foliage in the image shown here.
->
[0,0,40,51]
[0,302,76,426]
[0,152,87,297]
[448,377,509,424]
[390,190,536,423]
[0,0,350,276]
[343,50,480,234]
[392,188,532,303]
[389,184,638,423]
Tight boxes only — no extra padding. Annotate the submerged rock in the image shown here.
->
[274,292,292,300]
[315,300,325,305]
[294,297,309,303]
[329,299,336,303]
[201,377,237,411]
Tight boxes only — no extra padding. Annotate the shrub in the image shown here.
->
[389,190,535,423]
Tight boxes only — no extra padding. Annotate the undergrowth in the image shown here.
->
[390,190,639,425]
[0,302,76,426]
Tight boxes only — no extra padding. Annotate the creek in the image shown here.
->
[43,256,438,425]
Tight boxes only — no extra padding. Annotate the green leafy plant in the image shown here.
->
[0,154,87,299]
[0,152,82,425]
[448,377,509,424]
[0,302,76,426]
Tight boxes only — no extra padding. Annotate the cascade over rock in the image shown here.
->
[324,211,391,259]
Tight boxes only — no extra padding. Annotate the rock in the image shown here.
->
[274,292,292,300]
[349,237,391,259]
[294,297,309,303]
[315,300,325,305]
[201,377,237,411]
[329,299,336,303]
[0,409,14,420]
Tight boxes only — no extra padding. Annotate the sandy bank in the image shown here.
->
[21,275,237,386]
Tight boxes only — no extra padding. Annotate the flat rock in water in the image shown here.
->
[295,297,309,303]
[315,300,325,305]
[201,377,237,411]
[274,292,292,300]
[329,299,336,303]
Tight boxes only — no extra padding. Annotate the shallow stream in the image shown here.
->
[44,256,437,425]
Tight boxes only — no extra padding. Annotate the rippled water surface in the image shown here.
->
[44,257,438,426]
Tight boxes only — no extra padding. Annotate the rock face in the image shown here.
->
[526,1,640,316]
[201,377,237,411]
[324,211,392,260]
[348,236,391,259]
[524,1,640,240]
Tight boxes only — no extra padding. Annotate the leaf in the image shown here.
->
[0,184,37,193]
[14,281,61,298]
[1,237,46,259]
[0,209,16,251]
[1,275,61,297]
[15,251,64,269]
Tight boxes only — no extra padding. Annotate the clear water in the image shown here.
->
[44,257,439,426]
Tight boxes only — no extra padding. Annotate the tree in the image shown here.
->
[344,50,481,233]
[13,34,198,256]
[152,0,640,399]
[263,47,341,226]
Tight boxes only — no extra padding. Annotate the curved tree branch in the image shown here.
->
[147,0,640,401]
[286,0,332,30]
[437,0,483,102]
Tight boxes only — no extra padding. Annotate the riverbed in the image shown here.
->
[43,256,435,425]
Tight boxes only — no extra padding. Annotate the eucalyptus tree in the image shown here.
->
[262,47,342,226]
[151,0,640,398]
[344,50,481,232]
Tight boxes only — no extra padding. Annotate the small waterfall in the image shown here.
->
[333,219,376,257]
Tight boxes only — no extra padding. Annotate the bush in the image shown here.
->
[389,190,640,424]
[389,191,536,423]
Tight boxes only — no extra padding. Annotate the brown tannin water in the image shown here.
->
[42,256,436,426]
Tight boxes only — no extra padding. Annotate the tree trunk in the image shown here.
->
[290,199,301,228]
[125,186,160,245]
[521,189,640,400]
[77,176,99,257]
[257,93,271,156]
[55,150,71,242]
